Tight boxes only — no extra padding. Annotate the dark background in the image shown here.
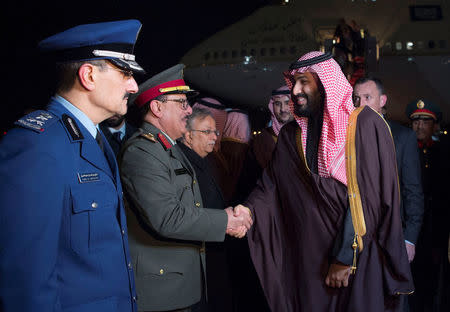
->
[1,0,272,135]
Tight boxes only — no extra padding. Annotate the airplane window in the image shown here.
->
[204,52,210,60]
[270,47,276,56]
[290,46,297,54]
[417,41,424,49]
[407,42,414,50]
[232,50,237,58]
[280,46,286,54]
[222,51,229,59]
[260,48,266,56]
[241,49,247,57]
[395,42,402,50]
[438,40,446,49]
[428,40,435,49]
[213,52,219,59]
[250,49,256,56]
[384,42,392,52]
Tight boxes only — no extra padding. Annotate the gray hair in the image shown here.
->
[186,107,214,131]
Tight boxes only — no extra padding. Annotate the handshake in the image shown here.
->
[225,204,253,238]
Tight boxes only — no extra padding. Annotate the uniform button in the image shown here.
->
[200,247,205,253]
[423,149,427,154]
[132,296,137,302]
[121,228,125,235]
[91,202,98,209]
[159,269,164,275]
[128,262,132,269]
[195,202,200,207]
[193,180,196,184]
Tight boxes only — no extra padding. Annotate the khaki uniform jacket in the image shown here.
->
[119,122,228,311]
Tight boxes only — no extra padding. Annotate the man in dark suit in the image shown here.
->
[179,107,233,312]
[119,64,252,312]
[100,114,137,156]
[353,76,424,262]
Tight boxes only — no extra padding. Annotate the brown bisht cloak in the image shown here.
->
[246,106,413,312]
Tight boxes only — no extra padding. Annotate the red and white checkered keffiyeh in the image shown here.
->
[284,51,354,185]
[223,110,251,144]
[268,85,290,136]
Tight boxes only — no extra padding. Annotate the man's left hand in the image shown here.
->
[405,242,415,263]
[325,263,351,288]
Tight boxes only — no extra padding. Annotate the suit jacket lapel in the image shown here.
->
[79,132,115,180]
[47,101,114,180]
[100,129,119,181]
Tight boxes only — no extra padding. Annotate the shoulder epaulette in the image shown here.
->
[15,110,58,133]
[140,132,156,143]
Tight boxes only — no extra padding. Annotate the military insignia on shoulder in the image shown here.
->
[140,132,156,142]
[15,110,57,133]
[416,100,425,109]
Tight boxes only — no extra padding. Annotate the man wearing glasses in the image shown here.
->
[179,107,233,312]
[120,64,252,312]
[0,20,144,312]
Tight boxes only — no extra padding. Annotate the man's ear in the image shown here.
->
[149,100,164,118]
[184,130,194,146]
[78,63,96,91]
[380,94,387,108]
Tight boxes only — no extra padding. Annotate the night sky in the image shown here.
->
[2,0,271,134]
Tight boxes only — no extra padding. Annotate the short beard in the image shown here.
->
[104,115,125,128]
[292,93,313,118]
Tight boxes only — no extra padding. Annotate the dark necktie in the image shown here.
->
[113,131,123,144]
[95,130,104,153]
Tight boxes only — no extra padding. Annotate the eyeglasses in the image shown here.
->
[163,98,190,110]
[191,129,220,136]
[106,65,134,78]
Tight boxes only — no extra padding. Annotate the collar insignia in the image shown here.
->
[157,133,172,150]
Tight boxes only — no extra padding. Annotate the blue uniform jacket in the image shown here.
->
[0,98,137,312]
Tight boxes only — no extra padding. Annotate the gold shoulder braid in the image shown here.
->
[345,106,366,274]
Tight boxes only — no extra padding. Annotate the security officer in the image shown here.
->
[119,64,252,312]
[406,99,450,312]
[100,114,137,156]
[0,20,144,312]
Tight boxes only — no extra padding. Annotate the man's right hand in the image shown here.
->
[225,205,253,238]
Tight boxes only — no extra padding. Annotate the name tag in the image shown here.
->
[77,172,100,183]
[174,168,189,176]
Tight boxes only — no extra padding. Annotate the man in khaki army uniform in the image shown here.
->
[119,64,252,312]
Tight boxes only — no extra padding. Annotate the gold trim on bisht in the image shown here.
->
[345,106,367,274]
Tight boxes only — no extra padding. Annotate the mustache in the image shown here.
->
[292,93,308,102]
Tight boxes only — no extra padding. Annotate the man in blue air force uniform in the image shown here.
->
[0,20,144,312]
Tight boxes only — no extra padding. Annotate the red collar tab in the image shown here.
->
[157,133,172,150]
[135,79,187,108]
[418,139,434,149]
